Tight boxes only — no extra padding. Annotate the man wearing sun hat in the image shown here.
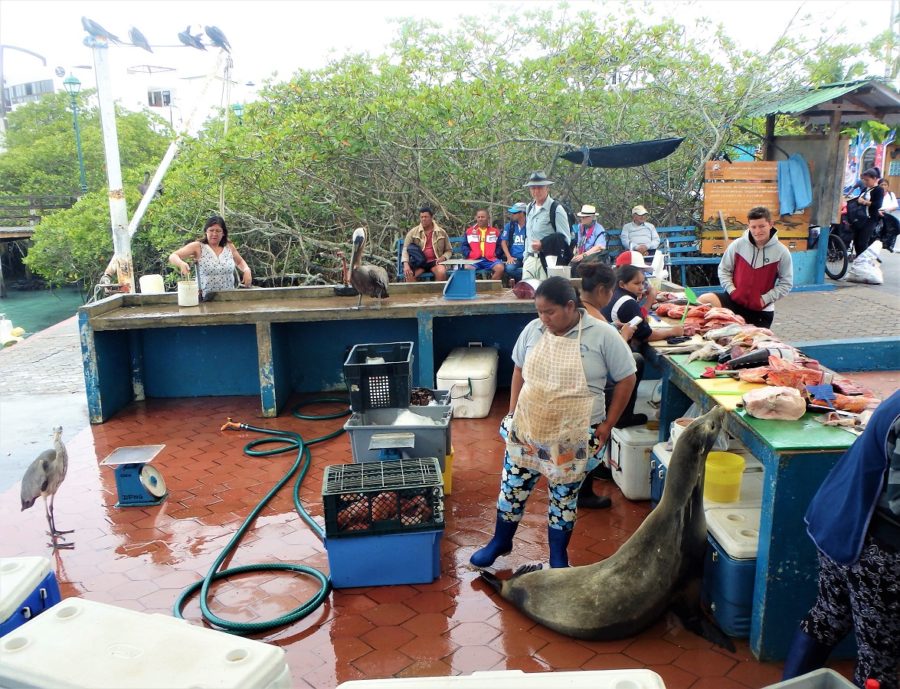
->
[570,204,607,264]
[500,202,528,284]
[620,205,660,256]
[522,171,571,280]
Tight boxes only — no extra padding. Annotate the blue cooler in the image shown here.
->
[649,442,672,508]
[0,557,62,637]
[702,507,760,638]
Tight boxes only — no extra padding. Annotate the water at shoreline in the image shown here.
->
[0,287,84,336]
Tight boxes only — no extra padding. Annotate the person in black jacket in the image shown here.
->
[852,167,884,255]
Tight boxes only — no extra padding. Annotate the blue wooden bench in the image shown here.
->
[395,236,493,281]
[605,225,718,286]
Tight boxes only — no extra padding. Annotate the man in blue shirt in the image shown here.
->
[500,202,528,285]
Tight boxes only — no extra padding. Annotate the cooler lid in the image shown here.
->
[0,557,51,621]
[0,597,288,688]
[336,668,666,688]
[611,425,658,446]
[706,507,761,559]
[704,470,764,511]
[437,347,498,381]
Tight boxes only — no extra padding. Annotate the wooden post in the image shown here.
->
[763,115,776,161]
[818,108,845,229]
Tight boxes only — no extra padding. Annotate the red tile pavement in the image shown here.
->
[1,390,866,688]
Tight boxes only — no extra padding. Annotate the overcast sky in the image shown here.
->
[1,0,894,125]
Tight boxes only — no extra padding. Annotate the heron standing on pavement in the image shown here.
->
[20,427,73,549]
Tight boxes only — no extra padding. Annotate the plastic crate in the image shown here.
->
[326,529,442,588]
[343,342,413,412]
[762,669,856,688]
[411,388,451,415]
[344,406,451,465]
[323,458,444,538]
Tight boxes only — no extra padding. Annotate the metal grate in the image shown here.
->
[323,458,442,495]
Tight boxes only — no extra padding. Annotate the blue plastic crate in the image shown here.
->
[326,529,442,588]
[0,559,61,638]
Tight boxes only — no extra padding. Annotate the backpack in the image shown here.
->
[527,199,574,265]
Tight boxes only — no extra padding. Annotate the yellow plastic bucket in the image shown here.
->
[704,451,745,503]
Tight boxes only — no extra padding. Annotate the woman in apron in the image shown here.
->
[470,277,637,569]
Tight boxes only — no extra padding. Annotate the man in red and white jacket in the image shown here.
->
[698,206,793,328]
[463,209,506,280]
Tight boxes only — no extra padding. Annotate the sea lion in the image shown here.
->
[480,405,733,648]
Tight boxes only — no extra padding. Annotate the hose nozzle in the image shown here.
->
[221,417,244,432]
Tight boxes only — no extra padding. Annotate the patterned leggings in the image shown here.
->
[801,537,900,689]
[495,451,583,532]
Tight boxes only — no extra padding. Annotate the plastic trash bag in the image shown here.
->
[675,403,730,450]
[847,240,884,285]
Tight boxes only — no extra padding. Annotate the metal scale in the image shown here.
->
[100,445,168,507]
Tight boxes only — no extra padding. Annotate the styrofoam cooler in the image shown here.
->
[609,425,658,500]
[337,668,666,688]
[0,597,290,688]
[436,346,498,418]
[702,507,761,638]
[0,557,61,638]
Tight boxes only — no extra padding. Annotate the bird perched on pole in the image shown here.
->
[81,16,122,45]
[204,26,231,53]
[348,227,389,309]
[177,26,206,51]
[20,427,73,549]
[128,26,153,53]
[137,171,162,199]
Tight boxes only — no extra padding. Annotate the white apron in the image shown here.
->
[508,316,594,483]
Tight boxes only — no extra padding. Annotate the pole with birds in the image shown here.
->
[20,427,73,549]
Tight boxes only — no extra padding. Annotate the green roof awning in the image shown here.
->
[749,79,900,126]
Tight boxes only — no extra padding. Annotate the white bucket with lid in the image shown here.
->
[138,274,165,294]
[177,279,199,306]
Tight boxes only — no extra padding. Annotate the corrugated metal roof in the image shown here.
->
[749,79,900,125]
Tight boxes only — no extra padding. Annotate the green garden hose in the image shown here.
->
[173,397,351,634]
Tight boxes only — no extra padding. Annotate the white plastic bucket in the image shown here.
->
[138,274,165,294]
[177,280,199,306]
[544,255,558,268]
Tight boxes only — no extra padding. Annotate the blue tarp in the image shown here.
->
[777,153,813,215]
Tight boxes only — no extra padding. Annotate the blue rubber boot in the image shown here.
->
[548,527,573,568]
[782,628,834,680]
[470,514,518,568]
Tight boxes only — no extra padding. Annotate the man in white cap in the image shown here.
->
[522,171,571,280]
[570,204,607,264]
[620,205,660,256]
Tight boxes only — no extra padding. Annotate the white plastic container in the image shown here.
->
[609,425,658,500]
[177,279,199,307]
[761,668,856,688]
[547,265,570,279]
[0,598,290,689]
[436,346,498,418]
[138,274,165,294]
[337,668,666,688]
[704,470,764,511]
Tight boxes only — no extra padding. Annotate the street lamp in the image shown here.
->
[232,102,244,124]
[62,74,88,195]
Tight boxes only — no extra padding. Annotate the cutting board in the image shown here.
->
[696,378,766,410]
[736,411,857,451]
[670,354,718,379]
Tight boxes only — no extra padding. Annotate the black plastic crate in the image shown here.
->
[323,458,444,538]
[343,342,413,412]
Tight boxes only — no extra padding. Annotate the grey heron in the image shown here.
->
[20,427,73,549]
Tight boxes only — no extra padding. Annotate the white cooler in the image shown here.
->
[338,669,666,688]
[436,346,498,418]
[609,425,658,500]
[0,598,290,689]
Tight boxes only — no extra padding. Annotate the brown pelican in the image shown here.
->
[349,227,389,309]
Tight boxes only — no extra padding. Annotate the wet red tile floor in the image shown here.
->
[2,389,865,688]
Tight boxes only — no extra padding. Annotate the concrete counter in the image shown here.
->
[79,281,538,423]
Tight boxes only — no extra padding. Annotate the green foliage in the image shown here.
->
[6,4,886,288]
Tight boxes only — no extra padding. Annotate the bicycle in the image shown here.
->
[824,230,849,281]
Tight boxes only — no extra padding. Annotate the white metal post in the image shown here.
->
[91,44,134,293]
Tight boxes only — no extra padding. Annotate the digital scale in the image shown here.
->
[99,445,168,507]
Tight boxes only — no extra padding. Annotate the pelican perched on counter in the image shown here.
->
[349,227,389,309]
